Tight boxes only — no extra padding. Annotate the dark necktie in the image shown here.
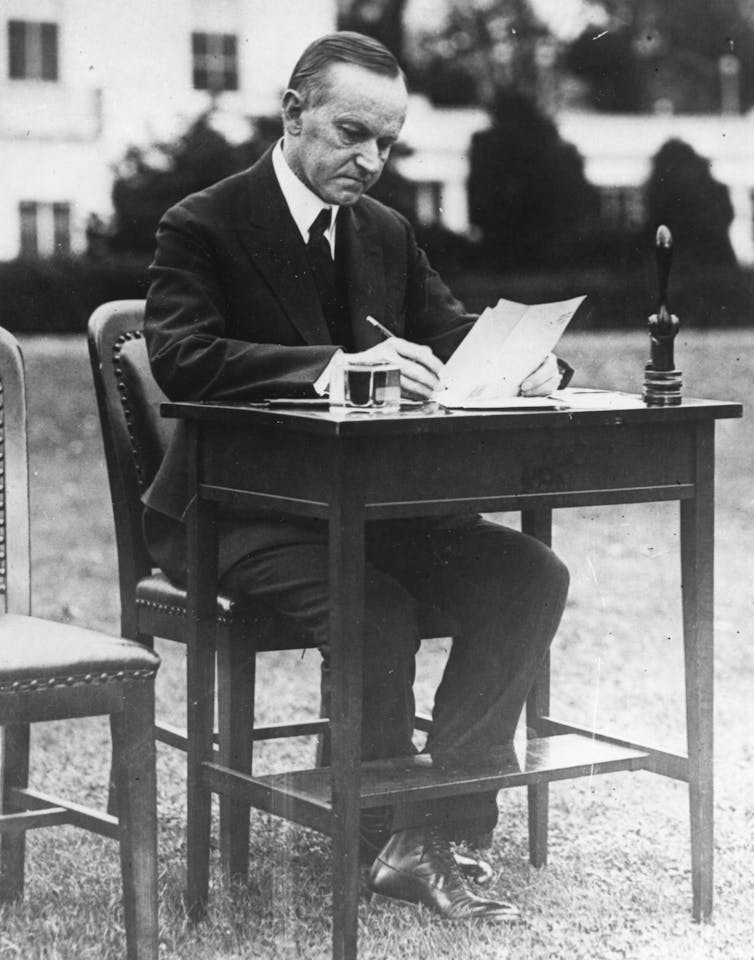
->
[307,208,340,341]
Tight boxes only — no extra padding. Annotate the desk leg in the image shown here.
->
[681,425,715,923]
[185,426,218,920]
[523,508,553,868]
[329,456,364,960]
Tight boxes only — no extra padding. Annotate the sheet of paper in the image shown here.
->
[437,295,585,408]
[551,388,646,409]
[440,395,569,410]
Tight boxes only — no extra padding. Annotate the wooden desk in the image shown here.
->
[164,396,741,959]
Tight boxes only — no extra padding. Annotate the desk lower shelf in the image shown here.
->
[202,734,650,835]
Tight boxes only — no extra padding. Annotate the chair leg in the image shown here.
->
[217,623,254,884]
[0,723,30,901]
[108,632,156,817]
[112,682,159,960]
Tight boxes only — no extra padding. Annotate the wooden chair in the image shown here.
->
[0,325,160,959]
[87,300,332,882]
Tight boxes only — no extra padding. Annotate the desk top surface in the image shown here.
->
[162,395,742,438]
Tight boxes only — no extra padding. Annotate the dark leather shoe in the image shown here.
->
[360,820,494,886]
[368,827,520,921]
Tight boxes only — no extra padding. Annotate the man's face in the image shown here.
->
[283,62,408,206]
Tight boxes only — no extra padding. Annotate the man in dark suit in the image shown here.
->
[144,31,569,922]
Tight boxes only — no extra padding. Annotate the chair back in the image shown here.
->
[87,301,170,635]
[0,327,31,617]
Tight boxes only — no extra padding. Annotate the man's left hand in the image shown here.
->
[520,353,561,397]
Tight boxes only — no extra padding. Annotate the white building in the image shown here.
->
[0,0,335,259]
[2,1,753,266]
[559,111,754,266]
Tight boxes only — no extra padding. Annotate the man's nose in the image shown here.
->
[355,141,383,175]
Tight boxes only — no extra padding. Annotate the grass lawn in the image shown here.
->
[1,329,752,959]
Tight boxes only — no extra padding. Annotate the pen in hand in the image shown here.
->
[364,314,444,401]
[366,315,394,339]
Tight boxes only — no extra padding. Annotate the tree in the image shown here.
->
[110,112,281,254]
[566,0,754,113]
[405,0,550,107]
[468,88,599,266]
[337,0,409,59]
[644,139,736,268]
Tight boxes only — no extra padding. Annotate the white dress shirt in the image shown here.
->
[271,139,345,394]
[272,140,338,255]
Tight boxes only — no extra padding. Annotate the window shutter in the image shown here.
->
[41,22,58,81]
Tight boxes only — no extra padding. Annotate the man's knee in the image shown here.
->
[502,528,567,592]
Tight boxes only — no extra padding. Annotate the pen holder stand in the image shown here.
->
[643,225,682,406]
[642,357,683,406]
[642,308,682,406]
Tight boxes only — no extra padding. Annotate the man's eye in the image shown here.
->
[339,125,362,142]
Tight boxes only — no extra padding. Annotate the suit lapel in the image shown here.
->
[340,204,388,350]
[235,151,332,346]
[234,150,389,349]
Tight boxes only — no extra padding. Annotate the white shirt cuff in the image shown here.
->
[314,350,344,396]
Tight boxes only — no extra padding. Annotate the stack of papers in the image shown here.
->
[436,296,585,409]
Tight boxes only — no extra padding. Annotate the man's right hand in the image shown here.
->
[349,338,443,400]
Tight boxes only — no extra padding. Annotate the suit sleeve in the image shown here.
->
[396,215,575,384]
[145,204,339,402]
[395,214,475,363]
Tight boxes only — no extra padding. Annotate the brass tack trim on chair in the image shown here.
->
[112,330,149,493]
[135,596,243,625]
[0,668,158,694]
[135,597,187,618]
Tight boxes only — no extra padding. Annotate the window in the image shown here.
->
[19,202,71,257]
[600,186,646,231]
[191,32,238,92]
[8,20,58,81]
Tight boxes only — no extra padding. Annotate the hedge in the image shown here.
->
[1,252,752,335]
[0,255,150,335]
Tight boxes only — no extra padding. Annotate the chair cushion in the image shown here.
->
[136,572,245,620]
[135,573,316,650]
[0,614,160,690]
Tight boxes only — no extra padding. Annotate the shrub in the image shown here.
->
[110,113,282,255]
[644,138,738,269]
[0,255,149,334]
[468,88,600,268]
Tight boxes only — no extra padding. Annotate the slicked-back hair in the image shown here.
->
[286,31,404,107]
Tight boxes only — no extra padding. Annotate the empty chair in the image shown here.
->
[0,324,160,959]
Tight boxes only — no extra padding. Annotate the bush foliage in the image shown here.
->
[0,255,149,334]
[110,112,282,254]
[468,89,601,268]
[2,100,751,333]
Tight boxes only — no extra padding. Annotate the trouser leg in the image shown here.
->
[367,517,569,837]
[220,541,419,762]
[144,509,569,840]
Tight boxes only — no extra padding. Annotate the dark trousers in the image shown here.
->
[145,510,569,839]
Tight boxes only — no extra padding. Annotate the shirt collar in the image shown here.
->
[272,139,338,254]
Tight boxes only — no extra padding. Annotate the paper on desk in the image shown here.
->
[436,295,585,408]
[441,395,569,410]
[552,388,646,409]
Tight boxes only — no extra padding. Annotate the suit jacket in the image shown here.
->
[143,147,474,566]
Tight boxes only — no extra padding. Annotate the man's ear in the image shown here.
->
[282,89,304,135]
